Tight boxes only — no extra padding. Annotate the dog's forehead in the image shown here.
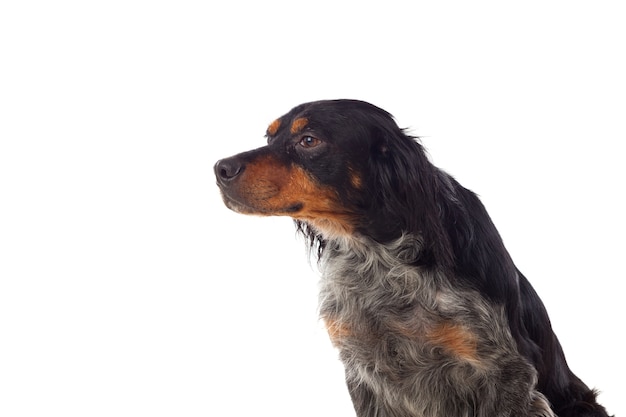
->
[266,116,306,138]
[265,109,312,138]
[265,100,382,142]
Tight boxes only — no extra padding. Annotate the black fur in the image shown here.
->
[215,99,610,417]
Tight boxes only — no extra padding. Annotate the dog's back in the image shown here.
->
[518,269,607,417]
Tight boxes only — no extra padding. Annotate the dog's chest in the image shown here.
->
[317,238,521,390]
[319,241,476,361]
[320,265,465,360]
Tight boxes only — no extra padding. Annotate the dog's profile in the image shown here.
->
[214,99,610,417]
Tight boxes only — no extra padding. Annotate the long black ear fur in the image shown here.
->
[365,124,456,268]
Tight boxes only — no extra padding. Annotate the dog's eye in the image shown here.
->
[299,135,321,148]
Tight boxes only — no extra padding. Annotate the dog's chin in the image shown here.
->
[221,195,257,215]
[220,192,303,216]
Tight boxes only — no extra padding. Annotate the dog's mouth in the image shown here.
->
[218,182,357,239]
[218,188,304,216]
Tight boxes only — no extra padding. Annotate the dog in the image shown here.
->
[214,99,610,417]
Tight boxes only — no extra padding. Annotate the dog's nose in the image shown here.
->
[214,157,244,185]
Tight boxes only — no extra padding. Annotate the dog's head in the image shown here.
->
[214,99,441,247]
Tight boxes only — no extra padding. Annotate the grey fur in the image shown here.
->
[318,234,555,417]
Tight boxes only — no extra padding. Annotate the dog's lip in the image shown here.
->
[219,191,303,215]
[218,191,257,214]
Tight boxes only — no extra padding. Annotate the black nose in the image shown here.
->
[214,157,244,185]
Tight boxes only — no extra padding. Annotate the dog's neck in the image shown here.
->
[317,233,443,312]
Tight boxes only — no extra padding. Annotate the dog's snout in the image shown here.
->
[214,157,244,185]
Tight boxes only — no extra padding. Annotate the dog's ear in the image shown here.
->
[366,126,454,267]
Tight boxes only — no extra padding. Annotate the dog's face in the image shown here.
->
[214,100,392,238]
[215,99,431,243]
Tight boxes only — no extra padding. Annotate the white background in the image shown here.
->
[1,1,624,416]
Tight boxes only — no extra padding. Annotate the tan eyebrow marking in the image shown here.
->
[290,117,308,134]
[267,119,281,136]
